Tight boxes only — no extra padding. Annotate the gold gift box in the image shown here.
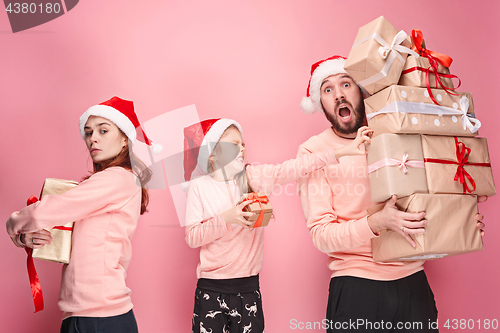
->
[241,192,273,228]
[365,85,479,137]
[398,55,454,89]
[366,133,428,202]
[370,194,482,262]
[32,178,78,264]
[345,16,412,95]
[422,135,496,197]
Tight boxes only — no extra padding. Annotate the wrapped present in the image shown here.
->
[422,135,496,196]
[241,192,273,228]
[399,55,456,91]
[365,85,480,137]
[32,178,78,264]
[370,194,482,262]
[344,16,418,95]
[366,133,428,202]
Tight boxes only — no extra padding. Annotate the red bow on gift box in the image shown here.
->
[245,193,270,228]
[424,137,492,194]
[406,29,461,106]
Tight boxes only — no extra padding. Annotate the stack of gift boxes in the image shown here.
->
[344,16,496,262]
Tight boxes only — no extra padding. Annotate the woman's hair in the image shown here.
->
[83,138,152,215]
[207,125,253,195]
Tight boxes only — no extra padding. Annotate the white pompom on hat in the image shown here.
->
[300,55,369,114]
[79,96,163,154]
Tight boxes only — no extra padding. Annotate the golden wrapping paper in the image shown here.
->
[365,85,479,137]
[344,16,413,95]
[398,55,454,89]
[370,194,482,262]
[366,133,428,202]
[242,192,273,227]
[421,135,496,197]
[32,178,78,264]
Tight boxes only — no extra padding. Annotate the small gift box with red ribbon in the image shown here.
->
[369,193,483,262]
[344,16,418,95]
[241,192,273,228]
[422,135,496,197]
[365,85,480,137]
[398,29,461,106]
[366,133,428,202]
[32,178,78,264]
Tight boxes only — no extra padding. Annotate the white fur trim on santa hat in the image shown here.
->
[302,58,347,114]
[197,118,244,174]
[79,105,137,145]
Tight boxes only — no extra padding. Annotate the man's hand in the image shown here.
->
[368,195,426,248]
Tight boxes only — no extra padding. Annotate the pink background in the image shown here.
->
[1,1,499,331]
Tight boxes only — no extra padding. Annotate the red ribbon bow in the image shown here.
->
[407,29,461,106]
[25,195,44,313]
[245,193,270,228]
[424,137,491,194]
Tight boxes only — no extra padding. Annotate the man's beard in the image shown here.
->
[323,98,366,135]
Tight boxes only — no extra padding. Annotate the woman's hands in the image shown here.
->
[20,230,52,249]
[222,200,256,228]
[334,126,373,159]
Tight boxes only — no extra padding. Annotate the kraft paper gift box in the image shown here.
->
[32,178,78,264]
[370,194,482,262]
[366,133,428,202]
[398,55,455,90]
[241,192,273,228]
[344,16,416,95]
[365,85,481,137]
[421,135,496,197]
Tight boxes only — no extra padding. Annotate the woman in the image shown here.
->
[6,96,156,333]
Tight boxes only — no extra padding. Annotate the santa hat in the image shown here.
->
[79,96,163,154]
[300,55,369,114]
[183,118,244,181]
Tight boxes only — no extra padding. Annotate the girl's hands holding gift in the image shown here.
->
[20,229,52,249]
[222,200,256,228]
[334,126,373,159]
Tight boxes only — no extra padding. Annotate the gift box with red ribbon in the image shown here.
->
[369,193,483,262]
[365,85,480,137]
[32,178,78,264]
[344,16,418,95]
[241,192,273,228]
[366,133,428,202]
[399,55,456,91]
[422,135,496,197]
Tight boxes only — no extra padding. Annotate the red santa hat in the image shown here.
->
[300,55,369,115]
[79,96,163,154]
[183,118,244,181]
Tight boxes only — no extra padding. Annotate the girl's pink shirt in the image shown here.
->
[184,150,337,279]
[6,167,141,319]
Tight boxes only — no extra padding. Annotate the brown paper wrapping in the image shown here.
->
[242,192,273,227]
[344,16,412,94]
[366,134,428,202]
[365,85,478,137]
[421,135,496,197]
[398,55,454,89]
[370,194,482,262]
[32,178,78,264]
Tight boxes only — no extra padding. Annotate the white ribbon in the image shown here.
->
[366,97,481,134]
[460,95,481,133]
[351,30,419,87]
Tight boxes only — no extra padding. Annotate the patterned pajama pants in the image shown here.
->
[192,277,264,333]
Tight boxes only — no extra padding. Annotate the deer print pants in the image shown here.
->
[192,275,264,333]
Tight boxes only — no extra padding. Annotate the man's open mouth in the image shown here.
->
[338,105,352,122]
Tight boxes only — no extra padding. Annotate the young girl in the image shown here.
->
[6,97,156,333]
[183,118,372,333]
